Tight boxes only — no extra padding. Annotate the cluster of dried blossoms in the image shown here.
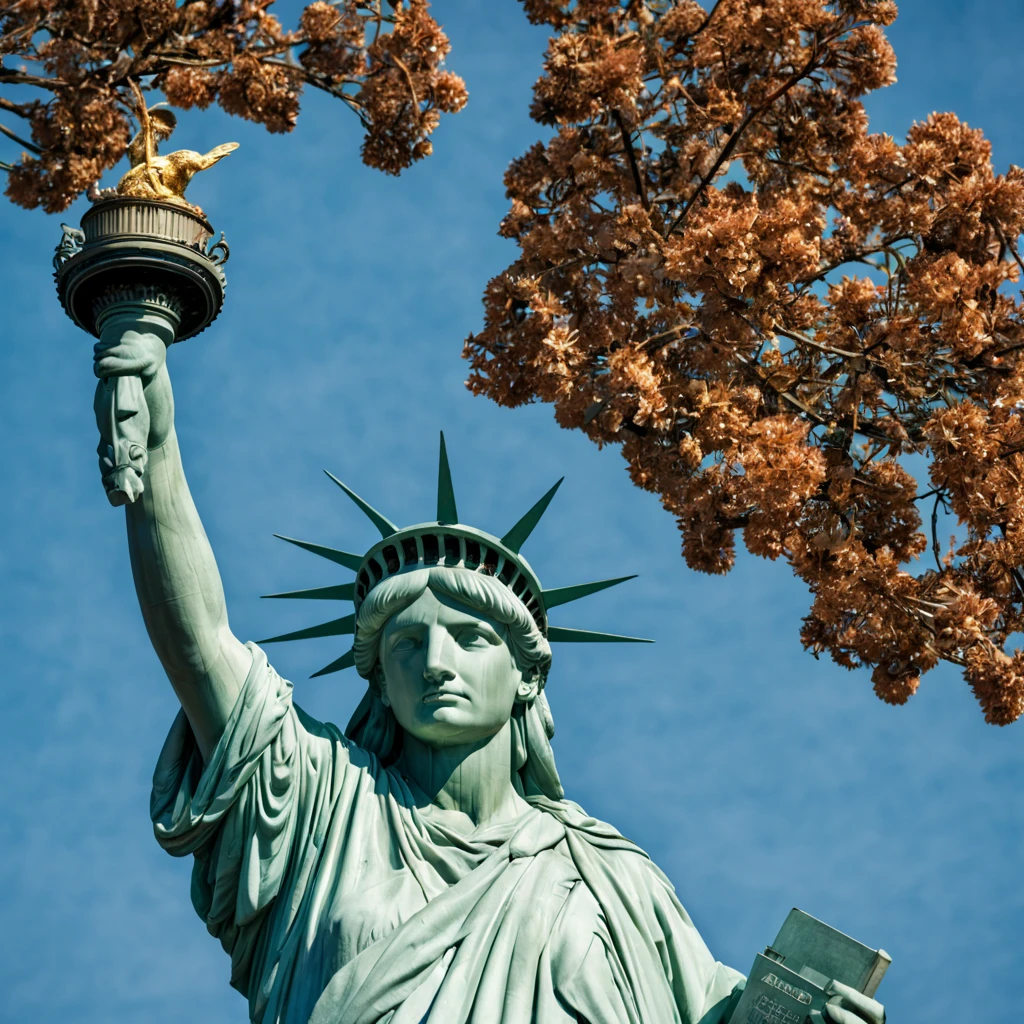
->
[0,0,466,212]
[465,0,1024,723]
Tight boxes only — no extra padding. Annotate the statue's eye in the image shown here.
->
[391,636,420,654]
[457,629,489,649]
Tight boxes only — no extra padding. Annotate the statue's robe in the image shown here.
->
[152,644,744,1024]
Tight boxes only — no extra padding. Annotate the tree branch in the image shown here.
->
[991,220,1024,280]
[932,491,944,570]
[666,48,824,237]
[0,69,65,90]
[775,327,861,359]
[0,97,33,119]
[694,0,724,37]
[613,108,649,210]
[0,121,40,154]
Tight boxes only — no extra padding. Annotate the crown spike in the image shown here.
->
[547,625,653,644]
[501,478,564,553]
[262,583,355,601]
[310,649,357,678]
[274,535,363,571]
[258,613,355,645]
[324,471,398,538]
[542,575,637,610]
[437,432,459,525]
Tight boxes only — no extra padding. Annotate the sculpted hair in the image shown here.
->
[346,566,562,800]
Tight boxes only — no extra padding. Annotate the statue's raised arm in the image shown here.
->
[94,328,250,759]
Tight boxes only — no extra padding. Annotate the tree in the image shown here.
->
[0,0,467,213]
[464,0,1024,723]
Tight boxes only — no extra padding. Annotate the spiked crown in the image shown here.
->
[260,434,651,677]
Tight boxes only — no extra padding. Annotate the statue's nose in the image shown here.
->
[423,627,455,685]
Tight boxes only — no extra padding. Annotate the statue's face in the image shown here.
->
[378,587,530,748]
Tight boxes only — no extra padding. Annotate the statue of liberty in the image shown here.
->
[92,323,887,1024]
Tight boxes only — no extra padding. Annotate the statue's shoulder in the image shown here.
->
[535,795,677,894]
[534,795,648,850]
[291,701,391,780]
[292,703,346,744]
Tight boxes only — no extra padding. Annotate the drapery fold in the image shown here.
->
[151,643,743,1024]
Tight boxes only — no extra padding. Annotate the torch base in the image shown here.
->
[54,197,228,342]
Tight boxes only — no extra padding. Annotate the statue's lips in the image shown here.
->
[421,688,464,705]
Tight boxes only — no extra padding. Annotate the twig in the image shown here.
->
[666,48,823,237]
[794,238,916,286]
[694,0,724,38]
[990,220,1024,280]
[263,57,361,89]
[538,256,584,280]
[0,69,66,90]
[390,54,419,110]
[994,525,1024,602]
[775,327,861,359]
[641,323,692,349]
[152,54,230,69]
[931,492,944,570]
[613,109,649,210]
[0,121,40,153]
[994,340,1024,358]
[0,97,33,119]
[734,351,828,425]
[298,73,367,119]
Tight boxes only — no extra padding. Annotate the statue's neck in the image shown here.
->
[398,721,528,833]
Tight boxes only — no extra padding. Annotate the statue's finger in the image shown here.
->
[94,360,149,380]
[93,346,151,375]
[825,981,884,1024]
[93,339,145,359]
[824,1006,863,1024]
[94,357,137,379]
[94,331,164,355]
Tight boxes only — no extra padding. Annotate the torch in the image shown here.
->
[52,86,234,505]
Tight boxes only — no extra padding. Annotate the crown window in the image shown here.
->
[402,537,419,566]
[422,534,439,565]
[444,535,461,565]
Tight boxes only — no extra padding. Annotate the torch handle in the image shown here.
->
[91,298,180,508]
[94,372,151,507]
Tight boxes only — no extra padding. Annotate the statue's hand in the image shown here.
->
[813,981,884,1024]
[93,325,166,383]
[93,328,173,448]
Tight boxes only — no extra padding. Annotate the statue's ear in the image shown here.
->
[373,665,391,708]
[515,668,541,704]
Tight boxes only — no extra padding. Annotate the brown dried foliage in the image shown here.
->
[465,0,1024,723]
[0,0,466,212]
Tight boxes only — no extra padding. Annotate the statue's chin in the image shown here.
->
[399,705,508,749]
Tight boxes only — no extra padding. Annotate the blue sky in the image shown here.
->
[2,1,1022,1020]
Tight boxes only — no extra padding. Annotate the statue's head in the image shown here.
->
[261,435,650,800]
[354,567,550,748]
[150,108,178,142]
[346,565,565,798]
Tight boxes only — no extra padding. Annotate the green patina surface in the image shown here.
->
[61,201,889,1024]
